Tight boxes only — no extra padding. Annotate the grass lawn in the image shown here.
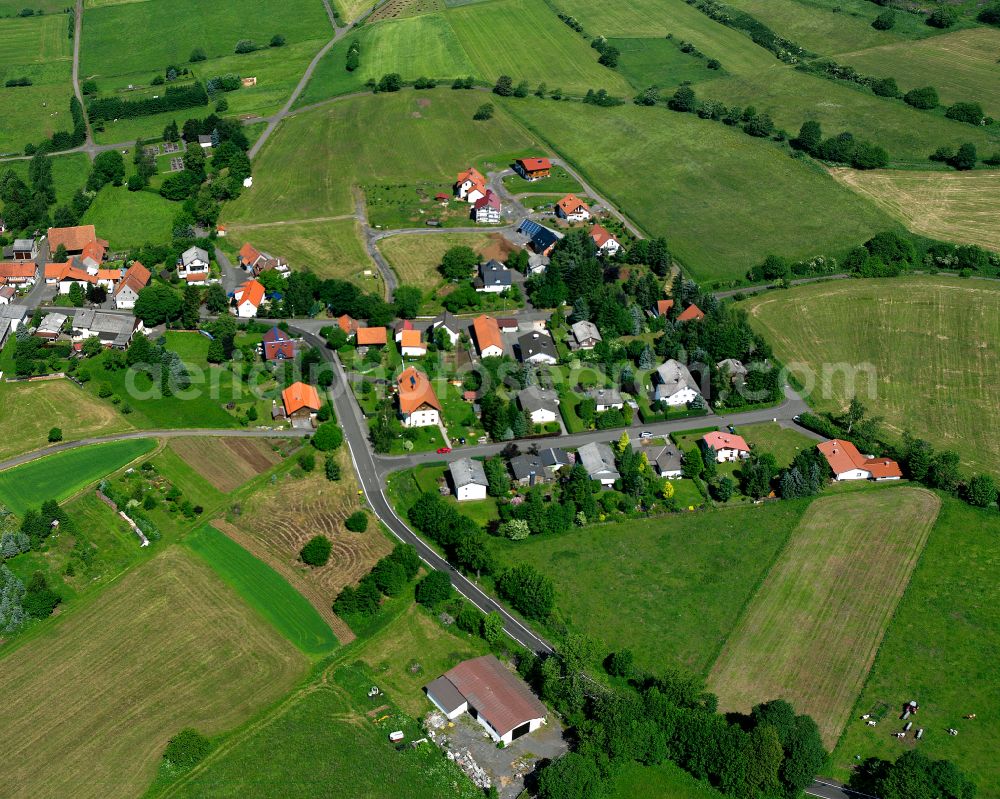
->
[501,163,584,195]
[0,546,307,799]
[223,91,537,224]
[158,602,484,799]
[830,167,1000,253]
[298,14,475,104]
[0,439,156,515]
[0,379,131,463]
[743,277,1000,477]
[186,524,340,656]
[690,66,1000,165]
[609,36,725,92]
[709,487,940,747]
[82,331,247,429]
[80,0,328,87]
[379,230,495,288]
[0,14,74,154]
[494,499,810,673]
[723,0,939,56]
[226,218,377,287]
[829,497,1000,796]
[607,760,728,799]
[736,421,818,467]
[501,97,897,285]
[834,27,1000,119]
[448,0,632,97]
[80,186,176,249]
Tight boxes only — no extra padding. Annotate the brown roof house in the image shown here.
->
[425,655,548,744]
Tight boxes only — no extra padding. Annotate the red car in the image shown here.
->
[436,447,452,454]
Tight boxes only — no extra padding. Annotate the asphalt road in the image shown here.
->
[806,779,876,799]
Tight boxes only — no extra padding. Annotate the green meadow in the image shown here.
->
[186,524,340,655]
[0,439,156,515]
[224,91,536,223]
[81,186,176,249]
[502,97,897,283]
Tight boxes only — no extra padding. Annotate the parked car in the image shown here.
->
[639,431,653,439]
[727,424,736,433]
[436,447,452,454]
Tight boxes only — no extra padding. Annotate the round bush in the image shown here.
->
[345,511,368,532]
[300,535,332,566]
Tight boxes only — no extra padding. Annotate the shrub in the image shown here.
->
[312,421,343,451]
[945,102,984,126]
[300,535,332,566]
[270,34,286,47]
[950,142,978,171]
[903,86,938,110]
[872,9,895,29]
[324,456,342,481]
[376,73,402,92]
[345,511,368,532]
[415,570,453,606]
[926,7,957,28]
[189,47,206,62]
[473,103,494,120]
[297,451,316,472]
[48,427,62,442]
[980,2,1000,24]
[234,39,259,54]
[163,729,212,770]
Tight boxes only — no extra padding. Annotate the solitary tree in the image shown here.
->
[300,535,332,566]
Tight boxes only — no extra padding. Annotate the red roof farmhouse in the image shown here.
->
[513,157,551,181]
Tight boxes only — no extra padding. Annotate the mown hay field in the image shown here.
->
[187,524,341,655]
[379,230,500,288]
[835,27,1000,119]
[166,437,285,493]
[0,547,306,799]
[502,97,896,283]
[225,218,375,285]
[830,498,1000,797]
[744,277,1000,476]
[224,92,536,224]
[0,380,131,464]
[830,167,1000,253]
[709,487,940,747]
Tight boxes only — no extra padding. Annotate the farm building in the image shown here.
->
[555,194,591,222]
[0,286,14,305]
[8,237,38,261]
[474,260,512,293]
[262,326,296,361]
[72,310,140,349]
[425,655,547,744]
[472,315,504,358]
[44,260,121,294]
[448,457,489,501]
[0,304,29,349]
[396,367,440,427]
[0,261,38,286]
[399,329,427,358]
[817,439,902,482]
[238,242,290,278]
[654,360,701,406]
[589,224,621,256]
[356,326,388,347]
[702,431,750,463]
[281,382,321,422]
[47,225,106,259]
[497,317,519,333]
[337,314,359,338]
[513,157,551,181]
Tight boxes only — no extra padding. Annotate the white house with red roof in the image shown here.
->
[589,224,621,256]
[817,439,902,481]
[556,194,591,222]
[234,279,265,318]
[473,190,501,224]
[702,431,751,463]
[455,167,487,203]
[513,157,551,181]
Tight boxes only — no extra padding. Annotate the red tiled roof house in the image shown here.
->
[513,157,552,181]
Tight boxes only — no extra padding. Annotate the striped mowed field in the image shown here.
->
[708,487,940,747]
[0,547,307,799]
